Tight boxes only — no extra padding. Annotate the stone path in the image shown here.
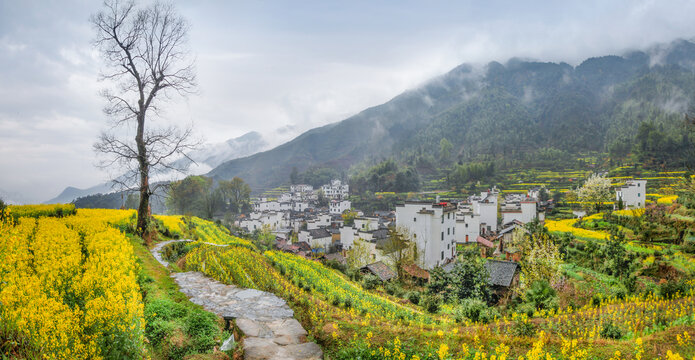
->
[151,240,323,360]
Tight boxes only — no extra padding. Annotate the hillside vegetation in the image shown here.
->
[210,40,695,193]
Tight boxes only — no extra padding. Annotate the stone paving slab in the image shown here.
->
[151,240,323,360]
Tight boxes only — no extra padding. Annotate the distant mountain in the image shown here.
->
[44,132,269,204]
[208,39,695,192]
[171,131,268,174]
[45,183,115,205]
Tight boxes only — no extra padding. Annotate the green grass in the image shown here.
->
[130,236,233,360]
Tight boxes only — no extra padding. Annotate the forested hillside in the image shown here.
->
[210,39,695,193]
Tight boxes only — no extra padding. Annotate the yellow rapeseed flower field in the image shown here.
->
[0,209,144,359]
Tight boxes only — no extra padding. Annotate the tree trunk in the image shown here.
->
[136,110,149,237]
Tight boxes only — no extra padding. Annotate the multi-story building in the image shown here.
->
[321,179,349,199]
[395,201,457,269]
[455,189,498,244]
[330,199,351,215]
[616,179,647,209]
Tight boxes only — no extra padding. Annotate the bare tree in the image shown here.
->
[92,0,198,236]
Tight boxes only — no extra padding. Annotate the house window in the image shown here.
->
[413,217,416,222]
[447,228,450,235]
[441,251,444,260]
[441,232,444,240]
[447,243,450,249]
[448,213,451,219]
[465,223,468,228]
[453,227,455,235]
[441,215,444,224]
[638,193,641,197]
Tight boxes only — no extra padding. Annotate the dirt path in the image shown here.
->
[151,240,323,360]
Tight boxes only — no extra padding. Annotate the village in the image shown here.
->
[234,177,648,291]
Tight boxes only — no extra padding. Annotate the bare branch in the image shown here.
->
[91,0,198,235]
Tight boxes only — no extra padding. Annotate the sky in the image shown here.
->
[2,0,695,203]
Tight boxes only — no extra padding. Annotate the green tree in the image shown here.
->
[218,177,251,213]
[439,137,453,164]
[448,248,490,302]
[166,176,207,215]
[200,178,223,219]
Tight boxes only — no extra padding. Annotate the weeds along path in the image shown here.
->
[151,240,323,360]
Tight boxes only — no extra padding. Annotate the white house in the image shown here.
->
[307,214,332,230]
[321,179,349,199]
[616,179,647,209]
[239,211,288,231]
[354,217,380,232]
[330,199,351,215]
[278,193,291,203]
[456,208,480,244]
[472,192,498,233]
[340,226,356,250]
[290,184,313,193]
[254,200,281,212]
[395,201,457,269]
[455,189,498,244]
[293,201,310,212]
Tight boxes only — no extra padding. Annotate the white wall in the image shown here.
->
[396,202,457,269]
[616,179,647,209]
[456,212,479,243]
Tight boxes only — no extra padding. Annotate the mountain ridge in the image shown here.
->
[208,39,695,193]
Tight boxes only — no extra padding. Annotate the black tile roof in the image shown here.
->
[484,259,519,287]
[308,228,331,239]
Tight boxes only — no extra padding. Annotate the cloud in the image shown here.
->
[3,0,695,202]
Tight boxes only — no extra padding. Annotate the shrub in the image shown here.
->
[421,295,440,314]
[406,291,421,305]
[660,280,687,299]
[516,303,536,318]
[185,309,218,352]
[512,315,536,337]
[600,321,623,339]
[144,298,187,322]
[385,282,404,297]
[453,298,487,323]
[361,275,380,290]
[326,260,347,274]
[147,319,176,347]
[524,280,558,311]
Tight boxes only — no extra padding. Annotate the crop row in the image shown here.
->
[0,213,144,359]
[265,250,431,323]
[190,217,255,248]
[7,203,77,219]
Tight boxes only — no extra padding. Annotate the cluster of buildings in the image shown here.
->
[237,179,352,245]
[237,177,647,286]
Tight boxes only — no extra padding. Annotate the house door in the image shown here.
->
[465,235,469,242]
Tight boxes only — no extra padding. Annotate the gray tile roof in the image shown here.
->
[361,261,396,282]
[308,228,331,239]
[484,259,519,287]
